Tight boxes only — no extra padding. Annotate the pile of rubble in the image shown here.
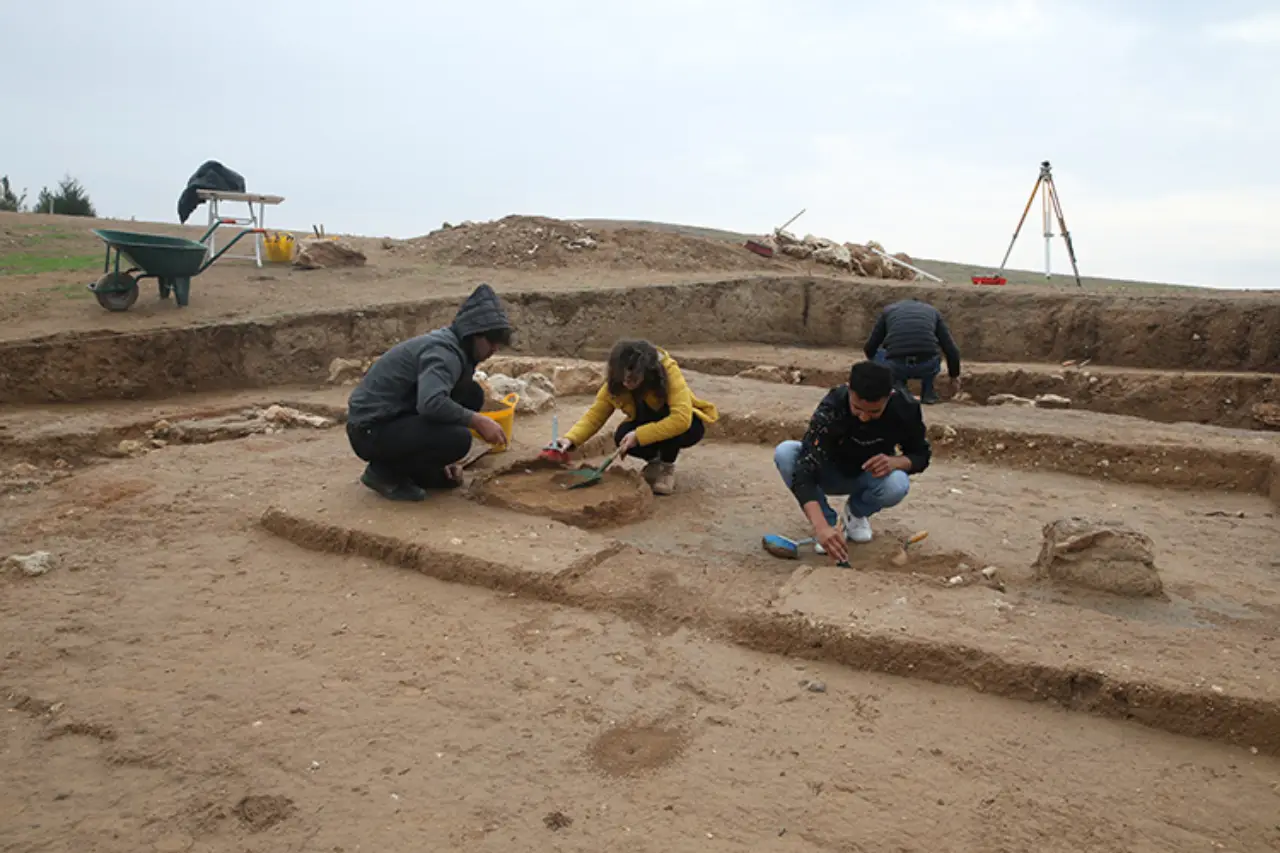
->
[326,355,606,415]
[385,216,606,270]
[764,230,919,280]
[982,393,1073,409]
[392,215,789,272]
[113,405,336,457]
[477,356,606,414]
[293,239,367,270]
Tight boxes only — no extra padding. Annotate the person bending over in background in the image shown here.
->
[863,297,962,404]
[774,360,931,563]
[550,339,718,495]
[345,283,512,502]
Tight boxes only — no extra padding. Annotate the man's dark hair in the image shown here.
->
[847,360,894,401]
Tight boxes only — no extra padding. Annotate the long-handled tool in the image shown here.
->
[558,446,624,491]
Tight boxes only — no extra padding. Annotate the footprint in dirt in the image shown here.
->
[232,794,296,832]
[587,721,689,777]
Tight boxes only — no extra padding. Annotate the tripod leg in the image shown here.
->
[1047,180,1083,288]
[998,176,1042,270]
[1042,180,1052,280]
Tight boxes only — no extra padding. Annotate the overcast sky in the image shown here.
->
[5,1,1278,288]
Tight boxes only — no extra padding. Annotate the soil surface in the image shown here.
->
[474,464,656,529]
[2,419,1278,852]
[4,211,1280,852]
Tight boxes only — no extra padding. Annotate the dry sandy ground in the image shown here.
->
[3,380,1280,851]
[3,420,1280,853]
[3,210,1280,852]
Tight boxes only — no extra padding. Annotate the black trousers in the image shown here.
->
[614,400,705,464]
[346,377,484,487]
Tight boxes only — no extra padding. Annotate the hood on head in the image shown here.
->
[452,283,511,339]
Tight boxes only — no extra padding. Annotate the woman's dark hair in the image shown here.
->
[606,339,666,398]
[847,360,894,401]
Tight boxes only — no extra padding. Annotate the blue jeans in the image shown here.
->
[773,440,910,526]
[874,348,941,400]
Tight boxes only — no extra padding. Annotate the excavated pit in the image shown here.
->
[471,464,655,529]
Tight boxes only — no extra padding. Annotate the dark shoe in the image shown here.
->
[360,465,427,501]
[921,391,940,405]
[410,466,463,490]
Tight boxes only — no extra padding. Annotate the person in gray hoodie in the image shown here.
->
[345,283,514,501]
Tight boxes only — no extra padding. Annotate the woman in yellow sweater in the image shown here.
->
[552,339,718,495]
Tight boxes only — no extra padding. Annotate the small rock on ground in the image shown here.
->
[7,551,55,577]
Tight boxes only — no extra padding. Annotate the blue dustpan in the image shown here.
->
[762,533,814,559]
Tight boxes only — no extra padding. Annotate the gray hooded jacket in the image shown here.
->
[346,284,511,428]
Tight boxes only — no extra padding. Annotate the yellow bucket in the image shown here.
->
[263,232,295,263]
[471,392,518,452]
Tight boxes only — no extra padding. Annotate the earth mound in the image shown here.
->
[398,215,800,273]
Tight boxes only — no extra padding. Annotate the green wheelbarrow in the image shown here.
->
[86,220,264,312]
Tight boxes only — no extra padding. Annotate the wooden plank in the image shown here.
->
[195,190,285,204]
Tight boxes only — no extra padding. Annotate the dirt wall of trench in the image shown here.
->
[672,354,1280,430]
[801,280,1280,372]
[2,277,1277,404]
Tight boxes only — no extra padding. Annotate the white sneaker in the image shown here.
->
[841,502,873,543]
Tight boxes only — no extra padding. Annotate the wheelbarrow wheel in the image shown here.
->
[91,271,139,312]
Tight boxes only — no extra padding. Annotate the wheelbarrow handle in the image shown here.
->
[197,218,241,244]
[198,228,267,273]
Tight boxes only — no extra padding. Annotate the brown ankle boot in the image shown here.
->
[650,462,676,495]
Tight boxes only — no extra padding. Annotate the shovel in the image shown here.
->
[558,446,624,491]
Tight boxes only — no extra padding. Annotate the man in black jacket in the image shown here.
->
[774,360,931,563]
[863,298,961,404]
[345,283,513,502]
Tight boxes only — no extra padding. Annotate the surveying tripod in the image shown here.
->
[998,160,1082,288]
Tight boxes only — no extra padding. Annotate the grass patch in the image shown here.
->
[21,229,81,243]
[0,252,101,276]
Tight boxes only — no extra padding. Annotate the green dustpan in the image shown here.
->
[559,446,624,490]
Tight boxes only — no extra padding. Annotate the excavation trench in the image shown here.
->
[3,390,1276,504]
[4,277,1280,405]
[663,346,1280,431]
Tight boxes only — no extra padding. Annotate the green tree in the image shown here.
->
[33,174,96,217]
[0,175,25,212]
